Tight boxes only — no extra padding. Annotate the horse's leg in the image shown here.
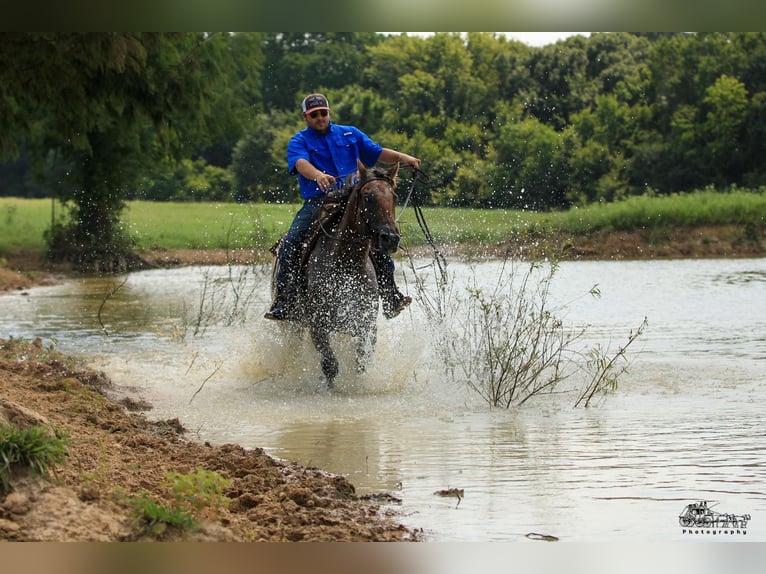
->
[353,319,377,374]
[310,327,338,388]
[353,267,379,375]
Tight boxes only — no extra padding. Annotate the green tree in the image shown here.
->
[701,74,749,185]
[193,32,265,169]
[565,94,639,203]
[742,91,766,186]
[363,33,426,103]
[0,33,232,271]
[230,111,297,203]
[525,36,591,130]
[261,33,380,113]
[491,104,567,209]
[323,85,393,135]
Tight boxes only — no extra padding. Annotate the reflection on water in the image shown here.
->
[1,257,765,541]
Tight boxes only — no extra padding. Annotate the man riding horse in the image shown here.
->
[265,93,421,321]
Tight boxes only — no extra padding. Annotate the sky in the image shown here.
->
[501,32,590,46]
[388,32,591,47]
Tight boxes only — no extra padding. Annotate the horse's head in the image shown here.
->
[355,159,401,253]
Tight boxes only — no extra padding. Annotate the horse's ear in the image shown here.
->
[357,158,367,179]
[388,161,399,180]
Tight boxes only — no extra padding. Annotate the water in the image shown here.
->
[1,257,764,541]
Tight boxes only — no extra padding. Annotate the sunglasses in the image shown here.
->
[308,109,329,119]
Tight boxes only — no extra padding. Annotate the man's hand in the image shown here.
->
[314,172,336,192]
[398,153,421,171]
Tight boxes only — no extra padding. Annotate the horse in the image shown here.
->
[273,159,401,388]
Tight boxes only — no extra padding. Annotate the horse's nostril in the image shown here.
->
[379,231,400,251]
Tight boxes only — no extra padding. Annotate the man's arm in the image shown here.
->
[295,158,336,192]
[378,148,421,170]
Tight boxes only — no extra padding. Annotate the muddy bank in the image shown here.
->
[0,338,419,542]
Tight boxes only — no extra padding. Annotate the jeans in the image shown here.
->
[275,197,323,296]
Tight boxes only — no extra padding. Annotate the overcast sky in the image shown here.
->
[388,32,590,46]
[501,32,590,45]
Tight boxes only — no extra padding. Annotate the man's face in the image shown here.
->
[304,108,330,132]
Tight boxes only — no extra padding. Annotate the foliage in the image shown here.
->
[0,423,70,492]
[575,317,648,407]
[137,159,234,202]
[490,105,568,209]
[411,255,646,408]
[230,111,298,203]
[129,492,199,538]
[164,468,231,517]
[129,467,231,539]
[4,32,766,266]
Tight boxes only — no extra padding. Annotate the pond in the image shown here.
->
[1,256,764,541]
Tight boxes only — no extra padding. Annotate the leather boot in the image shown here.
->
[264,296,296,321]
[382,290,412,319]
[370,250,412,319]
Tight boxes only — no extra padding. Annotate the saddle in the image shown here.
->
[300,189,350,267]
[269,189,351,286]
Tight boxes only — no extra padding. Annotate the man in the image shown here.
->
[265,93,421,321]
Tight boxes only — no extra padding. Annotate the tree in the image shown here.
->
[0,33,232,271]
[701,74,749,185]
[261,33,379,113]
[230,111,297,203]
[193,32,266,169]
[491,104,567,209]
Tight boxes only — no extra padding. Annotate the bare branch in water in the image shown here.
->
[97,276,130,336]
[189,359,224,404]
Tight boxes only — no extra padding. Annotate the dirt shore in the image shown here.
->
[0,224,762,542]
[0,338,419,542]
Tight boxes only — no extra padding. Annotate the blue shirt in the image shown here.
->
[287,122,383,199]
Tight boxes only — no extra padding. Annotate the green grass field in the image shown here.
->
[1,188,764,256]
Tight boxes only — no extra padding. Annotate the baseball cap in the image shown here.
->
[301,93,330,114]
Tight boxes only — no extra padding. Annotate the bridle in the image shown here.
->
[318,176,398,244]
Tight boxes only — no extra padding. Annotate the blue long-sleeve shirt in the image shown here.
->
[287,122,383,199]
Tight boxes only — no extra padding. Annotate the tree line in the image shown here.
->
[1,32,765,269]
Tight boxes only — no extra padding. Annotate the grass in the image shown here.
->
[0,423,70,492]
[128,468,231,539]
[546,187,766,234]
[1,188,764,256]
[0,197,55,253]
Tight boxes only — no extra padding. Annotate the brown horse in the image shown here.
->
[277,159,401,388]
[305,159,401,387]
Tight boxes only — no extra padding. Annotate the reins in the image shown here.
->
[316,167,448,284]
[398,168,448,282]
[396,167,428,223]
[317,176,396,243]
